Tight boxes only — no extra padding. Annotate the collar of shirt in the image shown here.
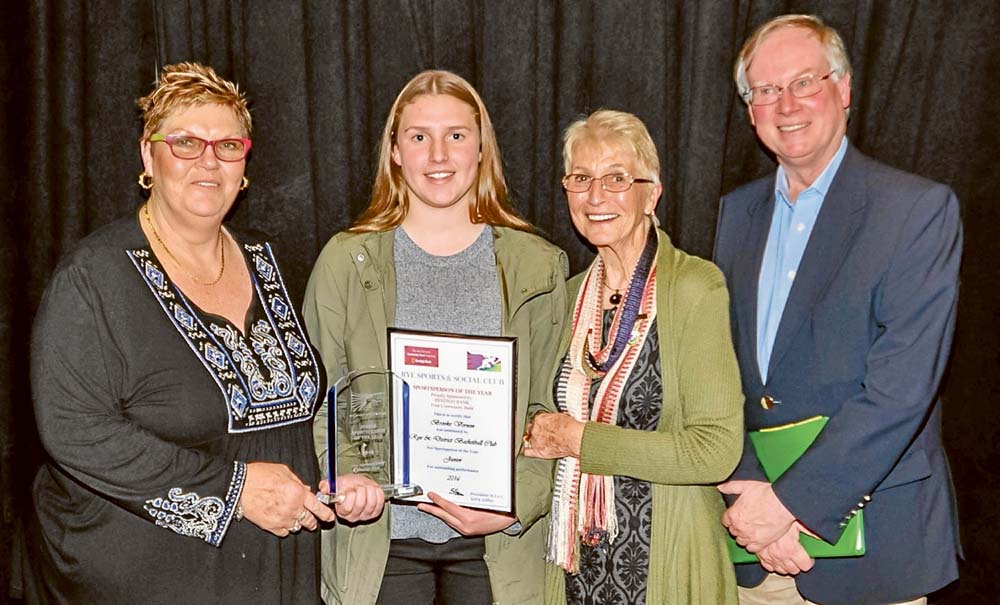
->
[756,136,848,383]
[774,136,849,208]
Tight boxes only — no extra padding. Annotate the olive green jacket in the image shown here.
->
[303,226,568,605]
[544,229,743,604]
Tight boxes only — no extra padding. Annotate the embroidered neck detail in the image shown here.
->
[127,241,320,433]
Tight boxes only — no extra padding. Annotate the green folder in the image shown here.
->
[727,415,866,563]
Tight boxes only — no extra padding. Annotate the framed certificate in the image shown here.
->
[388,328,517,513]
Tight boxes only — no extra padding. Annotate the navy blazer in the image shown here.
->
[714,144,962,605]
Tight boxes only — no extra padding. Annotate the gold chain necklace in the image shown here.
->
[143,204,225,286]
[602,269,632,307]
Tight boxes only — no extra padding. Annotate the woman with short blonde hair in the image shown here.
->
[24,62,382,603]
[525,108,743,604]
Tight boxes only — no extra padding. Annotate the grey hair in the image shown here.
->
[734,14,852,105]
[562,109,661,184]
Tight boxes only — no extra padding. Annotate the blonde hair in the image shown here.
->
[562,109,661,183]
[734,14,852,104]
[350,70,531,233]
[137,62,251,142]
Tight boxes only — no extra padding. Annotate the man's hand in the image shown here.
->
[756,522,816,576]
[719,479,796,552]
[418,492,516,536]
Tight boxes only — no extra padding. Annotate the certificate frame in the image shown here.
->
[387,327,517,514]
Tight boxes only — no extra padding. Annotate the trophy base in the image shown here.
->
[316,483,422,505]
[382,483,423,499]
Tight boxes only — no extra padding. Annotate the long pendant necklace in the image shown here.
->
[143,204,225,286]
[587,225,658,374]
[606,284,623,306]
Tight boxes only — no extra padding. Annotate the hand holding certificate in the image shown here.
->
[388,328,516,514]
[319,329,517,514]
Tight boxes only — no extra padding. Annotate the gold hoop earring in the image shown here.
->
[137,172,153,190]
[240,176,250,191]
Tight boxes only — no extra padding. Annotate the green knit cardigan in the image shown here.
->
[544,229,743,605]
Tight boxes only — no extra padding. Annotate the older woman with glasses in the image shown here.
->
[523,109,743,604]
[22,62,382,603]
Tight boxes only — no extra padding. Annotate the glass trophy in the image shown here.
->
[317,367,422,504]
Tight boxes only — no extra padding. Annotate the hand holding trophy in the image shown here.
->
[318,328,517,515]
[317,367,422,505]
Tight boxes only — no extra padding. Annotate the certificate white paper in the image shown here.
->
[388,328,516,513]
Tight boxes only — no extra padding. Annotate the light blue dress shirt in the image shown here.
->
[756,137,848,382]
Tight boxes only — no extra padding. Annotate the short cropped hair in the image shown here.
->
[734,14,852,104]
[350,69,531,233]
[137,62,251,141]
[562,109,660,184]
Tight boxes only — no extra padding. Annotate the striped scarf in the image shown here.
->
[546,254,657,572]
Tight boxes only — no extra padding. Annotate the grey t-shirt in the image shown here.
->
[391,225,501,542]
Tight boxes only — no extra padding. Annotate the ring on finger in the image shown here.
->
[296,510,308,522]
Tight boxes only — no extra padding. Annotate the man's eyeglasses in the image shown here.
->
[747,70,836,106]
[149,133,252,162]
[562,172,654,193]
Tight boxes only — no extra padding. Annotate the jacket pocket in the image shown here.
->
[875,448,931,492]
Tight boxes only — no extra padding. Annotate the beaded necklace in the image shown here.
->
[585,225,658,375]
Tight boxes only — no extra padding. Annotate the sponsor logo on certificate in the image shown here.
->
[404,345,439,367]
[466,352,502,372]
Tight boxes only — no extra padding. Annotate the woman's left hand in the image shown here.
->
[418,492,516,536]
[522,412,585,459]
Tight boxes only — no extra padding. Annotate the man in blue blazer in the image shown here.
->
[714,14,962,605]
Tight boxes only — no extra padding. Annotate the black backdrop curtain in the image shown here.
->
[2,1,998,602]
